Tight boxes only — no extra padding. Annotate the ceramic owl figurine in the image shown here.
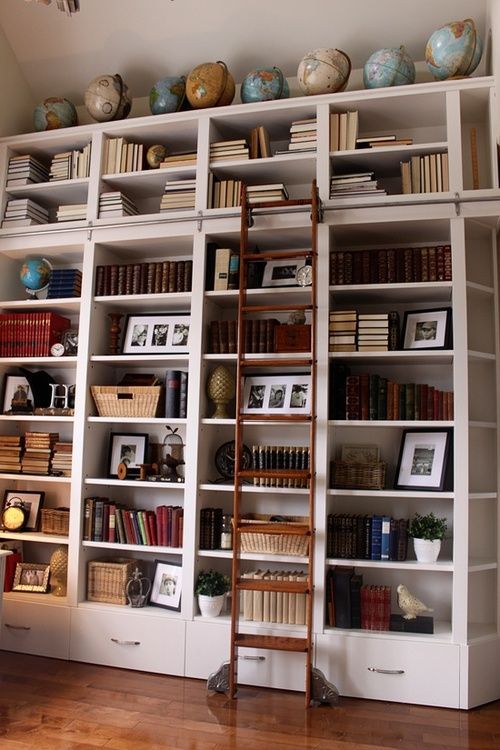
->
[397,584,433,620]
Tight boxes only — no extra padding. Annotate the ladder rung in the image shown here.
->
[236,578,310,594]
[247,198,313,210]
[238,469,310,480]
[236,522,310,536]
[242,304,312,313]
[235,633,309,652]
[239,357,313,367]
[238,413,312,423]
[243,250,312,262]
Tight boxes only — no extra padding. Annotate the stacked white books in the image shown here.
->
[209,139,249,161]
[49,144,91,180]
[6,154,49,187]
[98,191,139,218]
[56,203,87,222]
[246,183,289,204]
[2,198,49,228]
[329,310,358,352]
[330,171,386,198]
[275,118,317,155]
[159,151,197,169]
[160,179,196,212]
[52,441,73,477]
[357,313,390,351]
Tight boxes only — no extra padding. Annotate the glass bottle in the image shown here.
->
[220,514,233,549]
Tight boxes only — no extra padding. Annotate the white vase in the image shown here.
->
[198,593,225,617]
[413,537,441,563]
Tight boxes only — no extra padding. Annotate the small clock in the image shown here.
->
[2,502,29,532]
[50,342,65,357]
[215,441,252,480]
[295,264,312,287]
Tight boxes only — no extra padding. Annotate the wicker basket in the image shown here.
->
[91,385,163,418]
[240,514,309,556]
[330,461,386,490]
[87,557,138,605]
[40,508,70,535]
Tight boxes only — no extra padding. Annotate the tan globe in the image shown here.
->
[297,48,351,95]
[186,61,235,109]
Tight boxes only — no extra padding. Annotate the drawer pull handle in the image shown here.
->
[242,655,266,661]
[5,623,31,631]
[368,667,405,675]
[111,638,140,646]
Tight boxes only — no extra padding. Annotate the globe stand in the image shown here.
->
[25,283,49,301]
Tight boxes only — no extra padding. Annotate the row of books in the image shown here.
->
[0,311,70,357]
[327,514,409,561]
[104,137,144,175]
[83,497,183,547]
[330,171,386,198]
[329,244,453,285]
[56,203,87,222]
[329,310,399,353]
[46,268,82,299]
[208,175,242,208]
[401,152,449,194]
[0,432,60,475]
[208,320,238,353]
[165,370,188,419]
[98,191,139,218]
[248,126,271,159]
[326,566,391,631]
[2,198,49,228]
[209,247,239,291]
[95,260,193,296]
[199,507,225,550]
[330,111,358,152]
[209,139,250,162]
[251,444,311,488]
[159,151,197,169]
[241,569,307,625]
[49,145,92,180]
[51,441,73,477]
[160,178,196,212]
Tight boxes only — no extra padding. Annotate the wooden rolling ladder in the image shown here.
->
[228,181,319,706]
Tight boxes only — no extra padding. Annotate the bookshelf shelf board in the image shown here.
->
[468,623,500,642]
[327,488,454,499]
[329,282,452,304]
[4,591,69,606]
[326,557,454,572]
[328,351,454,365]
[95,292,192,312]
[469,421,497,429]
[0,530,69,545]
[0,298,81,313]
[331,141,448,177]
[94,208,197,227]
[84,477,185,489]
[198,548,309,564]
[0,473,71,483]
[323,620,452,642]
[468,350,496,362]
[101,166,196,198]
[83,540,184,555]
[193,613,307,634]
[328,420,454,428]
[78,600,184,618]
[468,559,498,573]
[87,416,186,425]
[199,482,308,495]
[323,191,455,212]
[0,415,74,423]
[91,354,190,366]
[469,492,497,501]
[200,418,236,426]
[210,153,316,183]
[466,281,495,296]
[6,177,90,206]
[203,353,237,362]
[0,356,77,368]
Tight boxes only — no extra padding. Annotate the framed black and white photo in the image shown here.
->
[150,559,182,611]
[402,307,452,350]
[394,429,452,491]
[242,374,311,414]
[2,375,33,414]
[61,328,78,356]
[12,562,50,593]
[2,489,44,531]
[262,259,302,287]
[122,314,190,355]
[108,432,149,478]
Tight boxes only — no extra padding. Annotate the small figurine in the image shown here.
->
[397,583,434,620]
[160,452,185,482]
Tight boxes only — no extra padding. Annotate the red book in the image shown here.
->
[4,552,22,592]
[166,506,173,547]
[146,510,158,546]
[108,503,116,543]
[122,510,136,544]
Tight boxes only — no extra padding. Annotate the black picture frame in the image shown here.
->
[394,428,452,491]
[402,307,452,350]
[108,432,149,478]
[150,559,182,611]
[2,489,45,531]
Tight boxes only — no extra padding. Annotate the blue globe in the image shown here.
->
[363,46,416,89]
[241,67,289,103]
[33,97,78,131]
[20,258,52,295]
[150,76,186,115]
[426,19,483,80]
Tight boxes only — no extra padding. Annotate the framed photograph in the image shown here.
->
[340,444,380,464]
[150,559,182,611]
[12,562,50,593]
[242,374,311,415]
[402,307,452,350]
[122,314,190,355]
[2,375,33,414]
[2,490,44,531]
[394,429,452,491]
[262,259,301,287]
[61,328,78,356]
[108,433,149,478]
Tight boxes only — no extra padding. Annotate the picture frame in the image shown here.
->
[394,428,452,491]
[108,432,149,478]
[150,559,182,611]
[402,307,452,350]
[61,328,78,356]
[12,562,50,593]
[340,444,380,464]
[242,374,311,414]
[2,489,44,531]
[261,259,302,288]
[122,314,190,355]
[2,375,33,414]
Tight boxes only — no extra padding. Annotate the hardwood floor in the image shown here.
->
[1,651,500,749]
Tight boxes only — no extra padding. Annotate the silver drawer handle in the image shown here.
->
[368,667,405,675]
[242,655,265,661]
[110,638,140,646]
[5,623,31,631]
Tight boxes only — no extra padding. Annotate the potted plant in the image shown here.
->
[409,512,447,563]
[195,569,231,617]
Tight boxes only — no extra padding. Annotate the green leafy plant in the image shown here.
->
[408,512,447,541]
[195,569,231,597]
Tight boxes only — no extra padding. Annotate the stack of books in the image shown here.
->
[160,179,196,212]
[6,154,49,186]
[159,151,197,169]
[95,260,192,296]
[209,139,249,161]
[330,111,358,151]
[356,134,413,149]
[2,198,49,228]
[21,431,59,475]
[246,183,289,204]
[400,152,449,194]
[51,441,73,476]
[56,203,87,222]
[199,507,223,549]
[357,313,390,352]
[98,192,139,218]
[49,145,91,180]
[330,171,386,199]
[0,311,70,357]
[288,117,317,152]
[329,310,357,352]
[251,444,310,488]
[330,244,453,285]
[0,435,23,473]
[47,268,82,299]
[327,513,409,561]
[104,137,143,174]
[241,569,307,625]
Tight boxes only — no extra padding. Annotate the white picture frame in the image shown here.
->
[122,314,190,354]
[242,374,311,414]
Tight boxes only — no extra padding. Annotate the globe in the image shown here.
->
[363,46,416,89]
[33,97,78,131]
[146,144,167,169]
[297,48,351,95]
[240,67,290,104]
[84,74,131,122]
[20,257,52,299]
[150,76,186,115]
[186,61,235,109]
[426,18,483,80]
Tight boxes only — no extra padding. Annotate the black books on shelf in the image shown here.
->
[47,268,82,298]
[95,260,192,296]
[199,507,223,549]
[165,370,188,419]
[330,244,452,285]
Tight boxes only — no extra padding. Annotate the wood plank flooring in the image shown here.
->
[1,650,500,749]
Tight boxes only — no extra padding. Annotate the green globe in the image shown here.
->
[20,257,52,299]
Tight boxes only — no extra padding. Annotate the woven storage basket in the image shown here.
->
[40,508,70,535]
[91,385,163,418]
[240,514,309,556]
[330,461,386,490]
[87,557,137,605]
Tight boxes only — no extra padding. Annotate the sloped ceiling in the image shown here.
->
[0,0,490,106]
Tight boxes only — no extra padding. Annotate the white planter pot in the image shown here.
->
[198,593,225,617]
[413,537,441,563]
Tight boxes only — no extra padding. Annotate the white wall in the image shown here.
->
[0,24,34,136]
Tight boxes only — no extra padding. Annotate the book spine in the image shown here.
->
[165,370,181,418]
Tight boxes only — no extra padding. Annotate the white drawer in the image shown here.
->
[315,632,460,708]
[70,606,185,675]
[186,620,230,679]
[1,599,70,659]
